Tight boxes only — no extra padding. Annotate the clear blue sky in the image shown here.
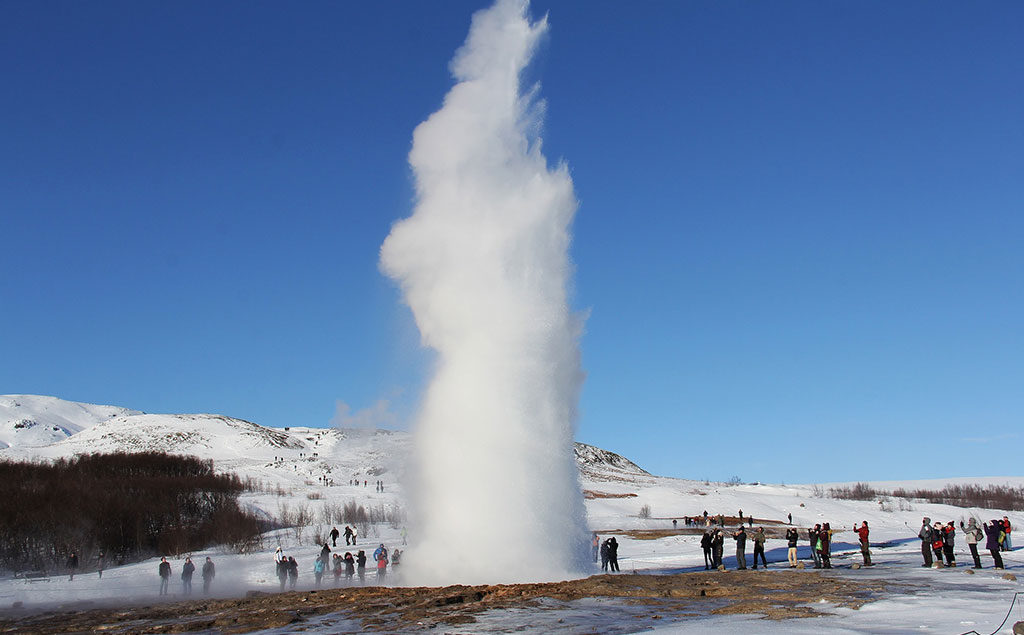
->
[2,1,1021,483]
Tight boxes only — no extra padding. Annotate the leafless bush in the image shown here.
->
[828,483,878,501]
[638,504,651,519]
[811,484,824,498]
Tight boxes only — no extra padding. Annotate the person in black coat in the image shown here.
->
[277,556,288,591]
[181,557,195,595]
[984,520,1005,569]
[66,552,79,581]
[158,557,172,595]
[356,550,367,582]
[344,552,356,581]
[287,556,298,589]
[700,531,714,570]
[600,539,610,571]
[330,526,340,547]
[201,557,215,594]
[607,537,619,572]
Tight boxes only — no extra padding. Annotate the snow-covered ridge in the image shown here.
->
[574,442,649,477]
[0,397,649,483]
[0,394,141,450]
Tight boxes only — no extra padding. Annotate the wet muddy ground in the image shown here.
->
[0,569,888,634]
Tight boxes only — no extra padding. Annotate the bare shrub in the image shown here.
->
[638,504,651,519]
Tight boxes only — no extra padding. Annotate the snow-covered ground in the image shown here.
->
[1,395,1021,633]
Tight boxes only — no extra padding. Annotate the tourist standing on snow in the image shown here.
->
[785,527,799,567]
[855,521,872,566]
[330,526,340,547]
[181,557,195,595]
[158,557,172,595]
[701,530,714,570]
[732,526,747,570]
[752,527,768,569]
[66,551,78,581]
[96,551,105,579]
[344,525,353,546]
[984,520,1005,569]
[352,525,358,545]
[712,529,725,568]
[356,550,367,582]
[1001,516,1012,551]
[274,546,284,565]
[941,522,956,567]
[960,518,984,568]
[344,552,356,581]
[276,554,288,591]
[809,525,822,568]
[313,555,325,587]
[202,557,215,593]
[374,544,389,581]
[332,554,343,584]
[592,533,600,562]
[918,517,934,567]
[600,538,610,571]
[931,522,945,565]
[320,543,331,565]
[607,537,620,572]
[818,524,832,569]
[287,556,298,589]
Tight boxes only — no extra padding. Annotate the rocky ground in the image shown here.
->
[0,569,889,634]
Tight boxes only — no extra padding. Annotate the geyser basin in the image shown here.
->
[380,0,589,585]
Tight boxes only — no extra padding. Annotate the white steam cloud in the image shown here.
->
[379,0,589,585]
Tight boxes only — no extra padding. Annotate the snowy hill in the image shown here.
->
[0,395,140,450]
[0,397,647,486]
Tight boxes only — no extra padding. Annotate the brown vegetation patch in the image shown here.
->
[583,490,638,499]
[0,570,889,633]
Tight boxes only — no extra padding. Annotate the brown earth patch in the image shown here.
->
[0,570,889,633]
[582,490,638,499]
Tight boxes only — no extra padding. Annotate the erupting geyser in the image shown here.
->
[379,0,589,584]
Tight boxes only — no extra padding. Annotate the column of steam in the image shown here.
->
[380,0,589,585]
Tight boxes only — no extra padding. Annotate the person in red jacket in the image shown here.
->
[854,521,872,566]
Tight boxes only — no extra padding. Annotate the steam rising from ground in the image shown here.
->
[380,0,589,585]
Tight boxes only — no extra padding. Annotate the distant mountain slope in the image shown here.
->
[0,396,649,484]
[574,442,649,478]
[0,395,141,449]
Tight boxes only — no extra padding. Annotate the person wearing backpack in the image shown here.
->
[941,522,956,567]
[809,525,822,569]
[785,527,799,567]
[818,524,832,569]
[983,519,1004,569]
[1002,517,1012,551]
[373,544,389,581]
[918,517,934,567]
[931,522,945,566]
[960,518,984,568]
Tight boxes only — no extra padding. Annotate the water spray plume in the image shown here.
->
[380,0,589,585]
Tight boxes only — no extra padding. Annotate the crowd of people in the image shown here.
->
[690,514,1014,572]
[156,555,215,595]
[272,540,399,590]
[918,516,1011,570]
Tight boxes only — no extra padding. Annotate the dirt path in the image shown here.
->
[0,570,888,633]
